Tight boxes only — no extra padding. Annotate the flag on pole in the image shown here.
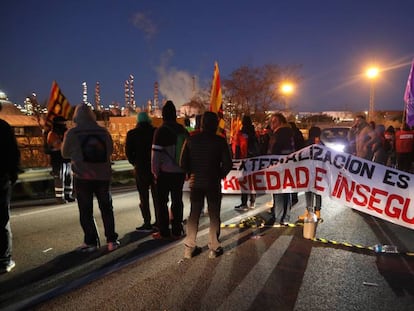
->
[44,81,73,132]
[404,59,414,128]
[209,62,226,137]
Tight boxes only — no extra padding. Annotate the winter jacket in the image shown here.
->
[61,104,113,181]
[125,122,155,177]
[0,119,20,183]
[267,124,295,155]
[151,121,188,178]
[180,131,232,189]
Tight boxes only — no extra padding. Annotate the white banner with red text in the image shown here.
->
[220,144,414,230]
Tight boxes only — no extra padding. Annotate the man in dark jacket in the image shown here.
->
[0,102,21,273]
[125,112,157,231]
[180,111,233,259]
[267,113,295,224]
[151,100,189,239]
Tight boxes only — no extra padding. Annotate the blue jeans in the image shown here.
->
[0,178,12,265]
[74,178,118,245]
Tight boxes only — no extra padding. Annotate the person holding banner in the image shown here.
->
[232,115,259,211]
[299,126,322,221]
[350,115,378,160]
[267,113,295,224]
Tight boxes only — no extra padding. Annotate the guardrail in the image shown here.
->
[16,160,134,183]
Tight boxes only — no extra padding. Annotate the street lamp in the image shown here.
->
[281,82,294,111]
[366,67,379,122]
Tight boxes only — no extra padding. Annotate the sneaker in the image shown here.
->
[234,204,249,211]
[107,240,120,252]
[208,247,224,259]
[0,260,16,273]
[250,202,256,209]
[136,224,154,232]
[152,231,171,240]
[184,245,202,259]
[77,244,98,253]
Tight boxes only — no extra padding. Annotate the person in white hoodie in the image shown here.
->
[61,104,119,252]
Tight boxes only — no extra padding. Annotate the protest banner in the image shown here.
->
[221,145,414,230]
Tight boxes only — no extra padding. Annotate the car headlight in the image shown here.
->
[325,142,345,152]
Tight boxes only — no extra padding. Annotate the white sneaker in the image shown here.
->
[250,202,256,209]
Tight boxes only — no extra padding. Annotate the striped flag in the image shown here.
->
[210,62,226,137]
[44,81,73,131]
[404,59,414,128]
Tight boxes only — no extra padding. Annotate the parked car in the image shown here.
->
[320,126,351,152]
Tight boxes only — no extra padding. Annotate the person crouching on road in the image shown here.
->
[61,104,119,252]
[180,112,233,259]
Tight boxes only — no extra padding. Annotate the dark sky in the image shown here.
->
[1,0,413,112]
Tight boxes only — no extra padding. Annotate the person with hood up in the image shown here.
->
[61,104,119,252]
[151,100,189,239]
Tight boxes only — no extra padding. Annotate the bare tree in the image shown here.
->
[223,64,303,123]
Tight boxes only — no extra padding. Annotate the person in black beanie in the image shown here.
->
[0,102,21,273]
[151,100,189,239]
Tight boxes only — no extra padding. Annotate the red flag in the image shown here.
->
[209,62,226,137]
[44,81,73,131]
[404,59,414,128]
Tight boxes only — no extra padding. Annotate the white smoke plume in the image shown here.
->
[156,49,198,108]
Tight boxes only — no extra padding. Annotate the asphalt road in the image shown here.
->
[1,190,414,310]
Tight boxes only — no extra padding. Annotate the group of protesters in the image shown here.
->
[347,114,414,173]
[3,103,414,272]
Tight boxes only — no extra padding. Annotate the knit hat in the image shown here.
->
[162,100,176,121]
[137,112,151,124]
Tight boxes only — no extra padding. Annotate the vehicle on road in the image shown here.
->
[320,126,351,152]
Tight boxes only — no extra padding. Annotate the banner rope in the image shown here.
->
[220,216,414,256]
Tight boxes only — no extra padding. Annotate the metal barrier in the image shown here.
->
[16,160,134,183]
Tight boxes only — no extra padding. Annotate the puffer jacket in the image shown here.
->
[61,104,113,181]
[180,131,232,189]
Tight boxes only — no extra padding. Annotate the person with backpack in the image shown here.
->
[232,115,259,211]
[125,112,158,232]
[151,100,189,239]
[61,104,120,252]
[0,102,21,273]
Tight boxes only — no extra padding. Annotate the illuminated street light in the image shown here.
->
[280,82,295,111]
[366,67,379,121]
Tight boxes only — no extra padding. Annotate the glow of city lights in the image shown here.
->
[281,82,294,95]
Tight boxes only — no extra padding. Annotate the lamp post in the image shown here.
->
[366,67,379,122]
[281,82,294,112]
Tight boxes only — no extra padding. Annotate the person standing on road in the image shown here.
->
[47,116,74,204]
[395,123,414,172]
[61,104,119,252]
[125,112,158,232]
[232,115,259,211]
[349,115,378,160]
[151,100,189,239]
[298,126,322,221]
[0,102,21,273]
[180,111,232,259]
[267,113,295,225]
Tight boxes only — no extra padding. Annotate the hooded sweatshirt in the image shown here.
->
[61,104,113,180]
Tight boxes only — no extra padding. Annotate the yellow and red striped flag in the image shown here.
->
[44,81,73,131]
[209,62,226,137]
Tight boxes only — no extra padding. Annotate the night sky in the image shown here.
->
[1,0,413,112]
